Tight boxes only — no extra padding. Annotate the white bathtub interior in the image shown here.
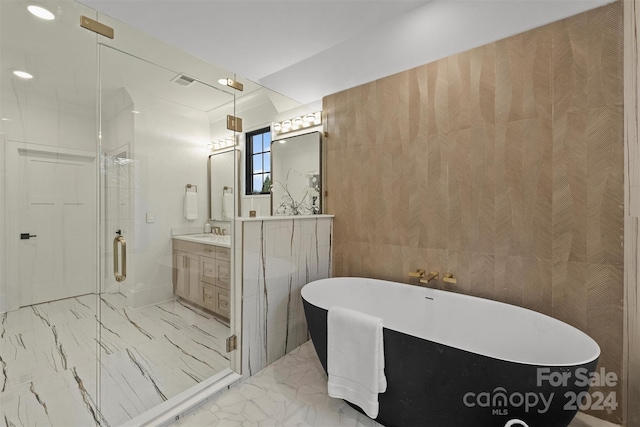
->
[302,277,600,367]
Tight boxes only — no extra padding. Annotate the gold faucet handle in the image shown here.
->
[443,273,457,284]
[408,269,425,278]
[419,271,439,284]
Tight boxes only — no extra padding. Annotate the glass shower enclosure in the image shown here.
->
[1,1,242,425]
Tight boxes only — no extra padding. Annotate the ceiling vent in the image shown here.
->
[171,73,196,87]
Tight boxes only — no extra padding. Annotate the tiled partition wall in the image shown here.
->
[240,216,332,377]
[323,2,624,424]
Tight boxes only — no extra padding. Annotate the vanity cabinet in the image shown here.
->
[174,251,199,301]
[172,239,231,320]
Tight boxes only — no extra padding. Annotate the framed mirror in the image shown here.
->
[271,131,321,215]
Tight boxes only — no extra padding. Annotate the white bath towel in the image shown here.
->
[184,192,198,221]
[222,193,234,220]
[327,306,386,419]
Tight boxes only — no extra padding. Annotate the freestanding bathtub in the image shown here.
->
[301,277,601,427]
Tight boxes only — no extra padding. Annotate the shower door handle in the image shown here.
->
[113,235,127,282]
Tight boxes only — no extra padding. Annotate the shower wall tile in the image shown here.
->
[324,2,623,423]
[241,217,332,378]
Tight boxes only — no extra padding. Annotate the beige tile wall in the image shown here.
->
[323,2,624,423]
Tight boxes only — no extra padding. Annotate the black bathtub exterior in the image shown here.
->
[303,299,598,427]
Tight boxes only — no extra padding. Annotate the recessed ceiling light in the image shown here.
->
[1,118,12,121]
[218,78,228,86]
[131,110,140,114]
[13,70,33,79]
[279,140,287,144]
[28,5,55,20]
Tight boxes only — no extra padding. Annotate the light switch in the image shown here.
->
[146,212,155,223]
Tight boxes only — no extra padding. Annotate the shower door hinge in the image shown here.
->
[80,16,114,39]
[226,335,237,352]
[227,115,243,132]
[222,78,244,92]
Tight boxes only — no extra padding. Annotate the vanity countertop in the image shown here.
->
[236,214,334,222]
[172,234,231,248]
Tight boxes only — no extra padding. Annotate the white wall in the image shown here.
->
[126,95,211,308]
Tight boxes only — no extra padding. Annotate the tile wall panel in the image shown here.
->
[323,2,624,423]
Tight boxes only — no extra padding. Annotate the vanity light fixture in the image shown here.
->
[28,5,55,20]
[13,70,33,79]
[210,135,238,152]
[272,111,322,136]
[217,78,227,85]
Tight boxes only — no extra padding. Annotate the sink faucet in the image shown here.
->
[212,226,221,235]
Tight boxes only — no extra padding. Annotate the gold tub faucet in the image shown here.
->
[408,269,425,278]
[419,271,439,285]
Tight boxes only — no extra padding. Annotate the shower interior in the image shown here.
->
[0,1,252,425]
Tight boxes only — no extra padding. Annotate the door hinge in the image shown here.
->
[80,16,114,39]
[227,115,243,132]
[226,335,237,352]
[222,78,243,92]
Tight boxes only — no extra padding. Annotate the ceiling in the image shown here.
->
[81,0,613,106]
[1,0,614,126]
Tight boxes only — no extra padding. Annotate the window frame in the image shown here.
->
[245,127,272,195]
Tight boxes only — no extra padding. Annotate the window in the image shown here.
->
[246,127,271,195]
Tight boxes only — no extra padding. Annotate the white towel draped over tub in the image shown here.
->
[327,306,386,419]
[184,192,198,221]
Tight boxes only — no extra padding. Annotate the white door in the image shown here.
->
[6,141,96,308]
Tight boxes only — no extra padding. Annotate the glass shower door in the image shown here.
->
[97,42,239,425]
[0,1,103,426]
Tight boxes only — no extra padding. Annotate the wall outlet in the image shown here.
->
[146,212,155,223]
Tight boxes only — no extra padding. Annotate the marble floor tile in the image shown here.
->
[173,341,618,427]
[0,293,231,427]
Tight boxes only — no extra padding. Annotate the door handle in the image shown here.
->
[20,233,37,239]
[113,234,127,282]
